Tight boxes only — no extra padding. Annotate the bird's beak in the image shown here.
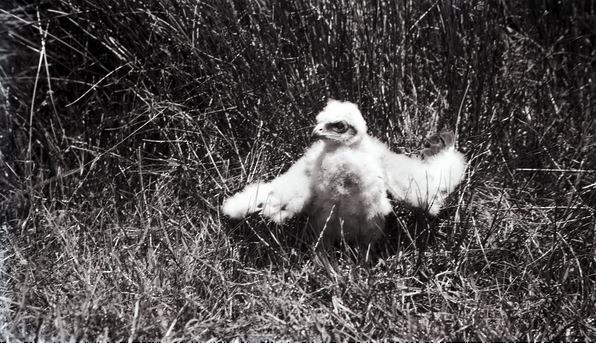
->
[311,125,325,140]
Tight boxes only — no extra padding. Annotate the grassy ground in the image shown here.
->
[1,0,595,342]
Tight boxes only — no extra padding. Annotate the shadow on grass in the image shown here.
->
[222,205,450,271]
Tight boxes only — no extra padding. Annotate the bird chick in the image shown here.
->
[222,100,467,246]
[306,100,392,244]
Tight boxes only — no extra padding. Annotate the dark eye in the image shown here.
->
[329,121,348,133]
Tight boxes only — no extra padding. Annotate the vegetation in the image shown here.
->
[1,0,595,341]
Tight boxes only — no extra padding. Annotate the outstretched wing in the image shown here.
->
[221,141,324,224]
[221,181,274,219]
[382,131,467,215]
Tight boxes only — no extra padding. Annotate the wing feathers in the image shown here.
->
[221,142,323,224]
[221,182,273,219]
[383,146,466,215]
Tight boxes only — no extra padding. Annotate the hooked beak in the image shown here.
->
[311,125,325,140]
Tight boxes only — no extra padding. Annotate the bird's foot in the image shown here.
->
[421,130,455,159]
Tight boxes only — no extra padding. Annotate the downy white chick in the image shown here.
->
[221,100,467,245]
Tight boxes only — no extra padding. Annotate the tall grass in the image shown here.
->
[1,0,595,341]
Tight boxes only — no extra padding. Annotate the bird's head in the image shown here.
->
[311,100,367,146]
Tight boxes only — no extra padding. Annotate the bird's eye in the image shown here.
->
[329,121,348,133]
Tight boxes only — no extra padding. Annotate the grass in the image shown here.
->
[1,0,595,342]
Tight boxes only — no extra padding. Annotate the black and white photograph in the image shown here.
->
[1,0,595,342]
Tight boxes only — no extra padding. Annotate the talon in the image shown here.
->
[439,131,454,147]
[426,133,442,146]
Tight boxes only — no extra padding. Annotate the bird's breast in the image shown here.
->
[316,152,359,192]
[307,145,391,242]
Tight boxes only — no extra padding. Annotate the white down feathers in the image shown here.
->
[221,100,467,244]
